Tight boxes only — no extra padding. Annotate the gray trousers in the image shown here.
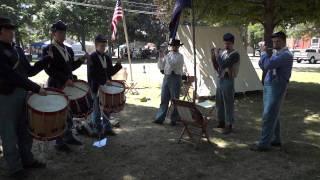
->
[216,78,235,125]
[0,88,34,173]
[155,74,182,123]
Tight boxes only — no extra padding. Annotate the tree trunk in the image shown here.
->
[79,23,86,52]
[81,32,86,52]
[263,0,276,48]
[261,0,276,84]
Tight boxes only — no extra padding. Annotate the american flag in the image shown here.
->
[111,0,123,41]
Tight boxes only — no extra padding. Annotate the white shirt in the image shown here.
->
[157,51,185,75]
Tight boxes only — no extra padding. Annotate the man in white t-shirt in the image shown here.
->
[154,39,185,125]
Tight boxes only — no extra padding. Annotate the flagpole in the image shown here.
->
[122,9,133,82]
[192,0,197,103]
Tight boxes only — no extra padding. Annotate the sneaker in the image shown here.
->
[249,144,270,152]
[23,159,46,169]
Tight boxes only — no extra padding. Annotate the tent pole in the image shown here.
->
[192,0,197,103]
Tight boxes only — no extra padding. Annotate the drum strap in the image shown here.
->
[52,40,70,62]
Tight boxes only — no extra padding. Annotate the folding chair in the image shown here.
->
[180,76,195,101]
[172,99,211,148]
[165,75,195,121]
[112,68,139,95]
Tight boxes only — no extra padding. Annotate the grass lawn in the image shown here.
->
[1,63,319,180]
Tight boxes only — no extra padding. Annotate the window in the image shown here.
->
[306,49,316,53]
[312,39,319,44]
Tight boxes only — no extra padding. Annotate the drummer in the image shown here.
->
[87,34,122,136]
[0,16,49,178]
[42,20,88,152]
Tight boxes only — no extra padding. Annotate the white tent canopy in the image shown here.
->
[72,41,95,53]
[177,26,263,97]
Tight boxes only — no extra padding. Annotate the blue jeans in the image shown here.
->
[91,93,112,132]
[216,78,235,125]
[155,74,182,123]
[0,88,34,173]
[258,78,288,148]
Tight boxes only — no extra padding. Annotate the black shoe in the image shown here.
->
[170,121,177,126]
[23,159,46,169]
[249,144,270,152]
[103,130,117,136]
[64,135,83,145]
[153,121,163,125]
[222,125,232,134]
[271,142,282,147]
[10,169,28,179]
[55,143,72,153]
[216,122,225,129]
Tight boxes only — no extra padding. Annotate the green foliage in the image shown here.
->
[248,23,264,48]
[0,0,167,47]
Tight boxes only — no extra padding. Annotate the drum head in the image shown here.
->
[63,81,89,100]
[28,90,68,113]
[100,81,125,95]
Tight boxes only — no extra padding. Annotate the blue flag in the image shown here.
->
[169,0,192,40]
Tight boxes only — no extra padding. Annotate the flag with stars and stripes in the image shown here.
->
[111,0,124,41]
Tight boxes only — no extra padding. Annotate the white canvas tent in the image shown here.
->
[177,26,263,97]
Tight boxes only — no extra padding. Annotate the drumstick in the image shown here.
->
[46,92,71,96]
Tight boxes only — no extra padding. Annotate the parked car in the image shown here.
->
[290,49,301,61]
[294,48,320,64]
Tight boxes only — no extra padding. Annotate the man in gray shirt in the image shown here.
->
[211,33,240,134]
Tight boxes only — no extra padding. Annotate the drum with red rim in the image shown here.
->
[63,80,93,118]
[27,88,68,141]
[99,80,126,113]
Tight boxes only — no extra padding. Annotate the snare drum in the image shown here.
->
[27,88,68,141]
[99,80,126,113]
[63,80,93,118]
